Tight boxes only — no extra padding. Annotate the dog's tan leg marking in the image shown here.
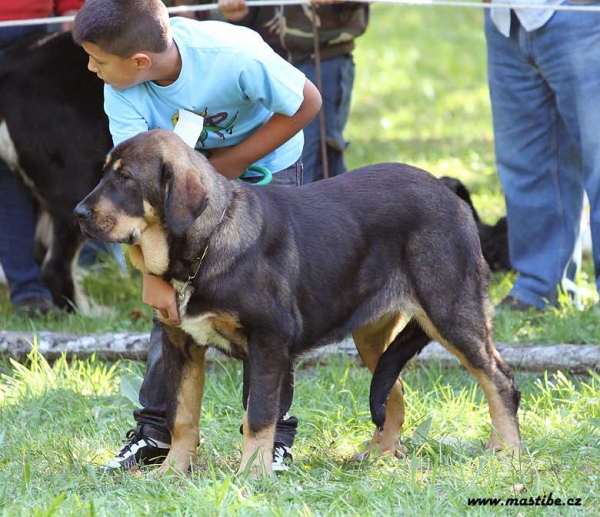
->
[352,314,408,460]
[425,325,522,455]
[238,409,276,477]
[158,346,207,476]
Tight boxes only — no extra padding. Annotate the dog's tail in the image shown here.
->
[439,176,481,222]
[369,319,431,430]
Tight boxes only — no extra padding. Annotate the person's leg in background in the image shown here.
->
[0,160,55,315]
[78,240,126,272]
[545,8,600,302]
[0,27,57,316]
[298,55,355,183]
[485,12,582,309]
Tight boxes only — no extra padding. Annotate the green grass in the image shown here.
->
[0,258,154,335]
[346,6,502,218]
[0,350,598,516]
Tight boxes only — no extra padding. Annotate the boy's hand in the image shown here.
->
[142,274,181,324]
[218,0,250,22]
[208,147,249,179]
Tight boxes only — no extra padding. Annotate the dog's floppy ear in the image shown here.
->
[162,161,209,236]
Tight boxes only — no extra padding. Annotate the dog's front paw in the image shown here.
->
[349,445,407,463]
[237,452,273,478]
[349,433,408,463]
[485,436,522,458]
[154,449,196,477]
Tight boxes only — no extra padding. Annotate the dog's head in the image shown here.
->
[74,129,212,244]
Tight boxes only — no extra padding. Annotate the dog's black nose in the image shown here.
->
[74,204,92,220]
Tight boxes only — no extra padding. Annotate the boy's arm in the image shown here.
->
[104,90,171,318]
[105,89,150,147]
[209,78,322,178]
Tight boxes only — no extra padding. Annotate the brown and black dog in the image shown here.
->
[75,129,521,476]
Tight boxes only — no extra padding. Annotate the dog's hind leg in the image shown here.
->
[352,314,424,460]
[416,307,521,453]
[158,324,207,476]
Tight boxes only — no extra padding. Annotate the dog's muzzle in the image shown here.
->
[74,203,92,223]
[74,202,94,237]
[74,202,107,241]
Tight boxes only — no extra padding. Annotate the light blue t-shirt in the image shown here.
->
[490,0,563,37]
[104,17,306,173]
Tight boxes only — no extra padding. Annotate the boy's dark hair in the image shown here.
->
[73,0,170,58]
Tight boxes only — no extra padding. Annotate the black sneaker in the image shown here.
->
[272,442,293,472]
[99,429,170,474]
[14,296,60,318]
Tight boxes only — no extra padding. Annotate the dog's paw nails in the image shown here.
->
[394,443,408,458]
[393,448,407,459]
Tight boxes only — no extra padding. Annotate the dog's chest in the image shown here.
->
[179,314,233,353]
[174,280,247,358]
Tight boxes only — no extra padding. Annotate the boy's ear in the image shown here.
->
[132,53,152,70]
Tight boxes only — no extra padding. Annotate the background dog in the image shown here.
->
[75,130,521,476]
[440,176,510,272]
[0,32,111,310]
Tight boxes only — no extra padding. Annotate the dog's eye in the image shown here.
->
[117,171,131,183]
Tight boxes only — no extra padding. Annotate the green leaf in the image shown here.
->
[413,416,433,444]
[120,375,143,407]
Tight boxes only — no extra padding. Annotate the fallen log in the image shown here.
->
[0,331,150,362]
[0,331,599,373]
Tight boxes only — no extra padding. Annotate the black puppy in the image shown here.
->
[75,130,521,476]
[440,176,510,272]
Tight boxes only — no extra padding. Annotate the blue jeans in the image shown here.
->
[297,55,355,183]
[134,160,303,446]
[485,8,600,308]
[0,160,53,304]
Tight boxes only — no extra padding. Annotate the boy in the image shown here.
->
[73,0,321,472]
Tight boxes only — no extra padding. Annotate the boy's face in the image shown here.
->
[82,42,146,91]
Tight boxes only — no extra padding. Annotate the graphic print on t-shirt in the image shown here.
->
[172,107,239,148]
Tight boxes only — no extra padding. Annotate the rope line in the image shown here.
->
[1,0,600,29]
